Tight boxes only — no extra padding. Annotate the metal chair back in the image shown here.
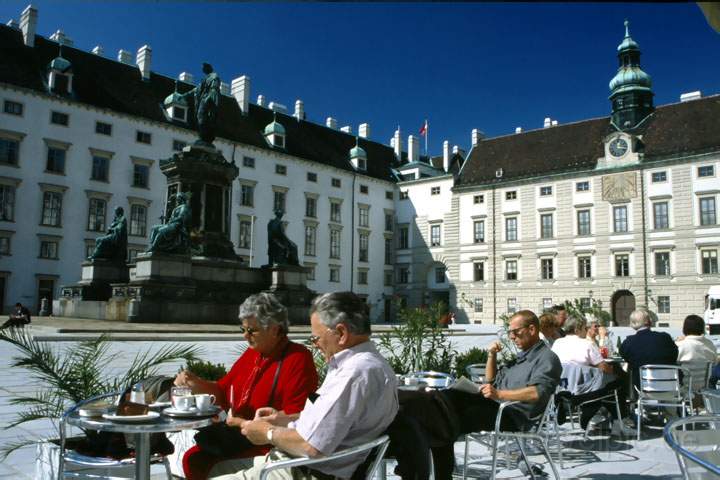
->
[402,371,455,390]
[702,389,720,414]
[679,361,713,393]
[640,365,684,398]
[465,363,487,384]
[664,415,720,480]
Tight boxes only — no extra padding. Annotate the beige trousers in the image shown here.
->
[209,449,327,480]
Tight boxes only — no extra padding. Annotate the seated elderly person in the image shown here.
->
[401,310,561,480]
[175,293,318,480]
[676,314,718,363]
[209,292,398,480]
[552,315,613,374]
[539,312,561,347]
[620,307,678,389]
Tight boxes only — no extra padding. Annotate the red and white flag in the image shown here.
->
[419,120,428,136]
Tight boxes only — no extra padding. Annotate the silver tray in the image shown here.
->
[162,405,222,418]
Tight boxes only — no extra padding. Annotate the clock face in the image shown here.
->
[609,137,629,157]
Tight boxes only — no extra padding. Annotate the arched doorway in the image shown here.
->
[612,290,635,326]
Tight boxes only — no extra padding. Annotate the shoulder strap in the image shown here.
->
[267,342,290,407]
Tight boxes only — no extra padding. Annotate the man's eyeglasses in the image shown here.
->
[307,327,338,346]
[507,325,528,337]
[239,326,261,336]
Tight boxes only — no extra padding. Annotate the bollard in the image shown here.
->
[39,297,50,316]
[127,298,140,322]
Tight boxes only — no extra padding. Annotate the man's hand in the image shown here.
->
[226,408,249,429]
[241,419,273,446]
[488,341,503,355]
[174,370,200,388]
[254,407,277,421]
[480,383,500,400]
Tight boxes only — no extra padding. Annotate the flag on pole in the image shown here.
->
[419,119,428,136]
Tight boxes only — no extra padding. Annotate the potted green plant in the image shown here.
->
[453,347,489,380]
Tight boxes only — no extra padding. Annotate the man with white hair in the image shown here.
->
[620,307,678,388]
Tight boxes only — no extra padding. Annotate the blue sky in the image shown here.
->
[2,2,718,155]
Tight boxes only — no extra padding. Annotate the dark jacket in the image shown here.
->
[620,328,678,387]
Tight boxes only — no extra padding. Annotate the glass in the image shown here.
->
[507,326,527,337]
[171,386,192,409]
[239,326,260,336]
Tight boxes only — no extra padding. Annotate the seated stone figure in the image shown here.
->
[147,192,192,254]
[266,209,299,266]
[89,206,127,262]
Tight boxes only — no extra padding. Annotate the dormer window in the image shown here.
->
[170,105,187,122]
[163,82,189,123]
[264,117,286,149]
[47,47,73,95]
[349,138,367,171]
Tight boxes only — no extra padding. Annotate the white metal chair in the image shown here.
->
[636,365,692,441]
[465,363,487,384]
[258,435,390,480]
[680,361,714,412]
[58,392,172,479]
[664,415,720,480]
[702,389,720,414]
[401,371,455,390]
[462,396,561,480]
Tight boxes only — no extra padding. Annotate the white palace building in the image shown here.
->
[1,6,718,326]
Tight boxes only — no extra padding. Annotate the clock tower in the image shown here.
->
[609,20,654,131]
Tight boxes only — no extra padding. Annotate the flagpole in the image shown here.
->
[425,119,428,157]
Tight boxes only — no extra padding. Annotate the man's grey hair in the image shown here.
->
[629,307,656,330]
[238,293,289,334]
[564,315,587,335]
[310,291,371,335]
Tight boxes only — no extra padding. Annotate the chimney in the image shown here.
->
[220,82,230,95]
[543,117,552,128]
[471,128,484,147]
[358,123,370,139]
[49,29,73,46]
[551,120,558,126]
[6,19,19,29]
[294,100,304,120]
[91,45,104,56]
[117,49,133,65]
[340,126,352,134]
[452,145,460,155]
[257,94,266,107]
[443,140,450,172]
[136,45,151,80]
[390,137,395,149]
[268,102,287,113]
[408,135,419,163]
[680,91,702,102]
[20,5,38,47]
[326,117,337,129]
[178,72,194,84]
[231,76,250,114]
[393,129,402,158]
[515,127,523,134]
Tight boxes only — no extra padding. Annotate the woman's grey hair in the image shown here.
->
[310,291,371,335]
[629,307,655,330]
[238,293,289,334]
[564,315,587,335]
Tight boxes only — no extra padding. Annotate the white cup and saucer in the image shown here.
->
[195,394,216,412]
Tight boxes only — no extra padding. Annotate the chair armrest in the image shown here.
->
[494,401,521,433]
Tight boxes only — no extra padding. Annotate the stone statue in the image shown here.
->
[89,206,127,262]
[181,62,220,146]
[267,209,299,266]
[147,192,192,254]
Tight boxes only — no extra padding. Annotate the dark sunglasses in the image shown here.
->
[239,326,261,336]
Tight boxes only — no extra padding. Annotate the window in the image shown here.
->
[384,270,393,286]
[39,239,59,259]
[46,147,66,174]
[698,165,715,178]
[360,185,368,194]
[305,197,317,218]
[541,258,553,280]
[473,220,485,243]
[399,191,409,200]
[473,195,484,204]
[435,267,445,284]
[615,254,630,277]
[50,111,69,126]
[474,298,483,313]
[506,260,518,280]
[331,178,341,188]
[540,213,553,239]
[651,171,667,183]
[170,106,187,121]
[330,201,341,223]
[431,186,440,195]
[0,185,15,221]
[576,181,590,192]
[701,249,718,274]
[430,224,441,246]
[358,270,368,285]
[329,229,341,259]
[87,198,107,232]
[386,191,394,200]
[129,204,147,236]
[238,220,252,249]
[240,184,254,207]
[0,138,19,165]
[399,226,409,249]
[700,197,717,226]
[359,206,369,227]
[306,264,316,281]
[543,298,553,310]
[96,122,112,136]
[3,100,23,116]
[578,256,592,278]
[540,186,552,196]
[506,191,517,200]
[329,266,340,283]
[613,206,628,233]
[577,210,591,236]
[384,238,393,265]
[41,191,62,226]
[473,262,484,282]
[91,156,109,182]
[398,267,409,284]
[133,164,149,188]
[385,213,393,232]
[653,202,669,229]
[275,164,287,175]
[0,234,10,255]
[359,233,369,262]
[304,225,316,256]
[658,296,671,314]
[136,130,152,144]
[507,298,518,314]
[172,139,186,151]
[655,251,671,276]
[505,217,517,241]
[580,297,591,309]
[273,191,286,213]
[243,156,255,168]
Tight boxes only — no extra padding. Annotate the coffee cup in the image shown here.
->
[195,394,216,411]
[404,377,419,386]
[173,395,195,411]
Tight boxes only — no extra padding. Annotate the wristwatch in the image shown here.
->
[266,427,275,445]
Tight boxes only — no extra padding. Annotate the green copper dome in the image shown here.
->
[350,144,367,159]
[163,91,187,107]
[49,55,72,73]
[617,21,640,52]
[609,67,652,92]
[264,120,286,136]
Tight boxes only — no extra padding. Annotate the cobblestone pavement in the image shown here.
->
[0,320,686,479]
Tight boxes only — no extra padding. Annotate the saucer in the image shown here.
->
[163,405,221,418]
[102,411,160,423]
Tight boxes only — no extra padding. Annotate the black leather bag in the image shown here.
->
[193,422,253,457]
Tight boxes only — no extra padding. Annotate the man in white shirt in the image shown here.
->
[676,314,718,363]
[211,291,398,480]
[552,316,613,373]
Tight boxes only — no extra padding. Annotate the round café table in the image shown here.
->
[66,408,214,480]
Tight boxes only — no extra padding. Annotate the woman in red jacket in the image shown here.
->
[174,293,318,479]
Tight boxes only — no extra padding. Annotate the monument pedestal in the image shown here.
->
[61,259,128,301]
[262,265,315,325]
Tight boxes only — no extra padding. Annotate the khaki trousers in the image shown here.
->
[209,449,328,480]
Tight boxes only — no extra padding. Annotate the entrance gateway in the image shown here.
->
[612,290,635,326]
